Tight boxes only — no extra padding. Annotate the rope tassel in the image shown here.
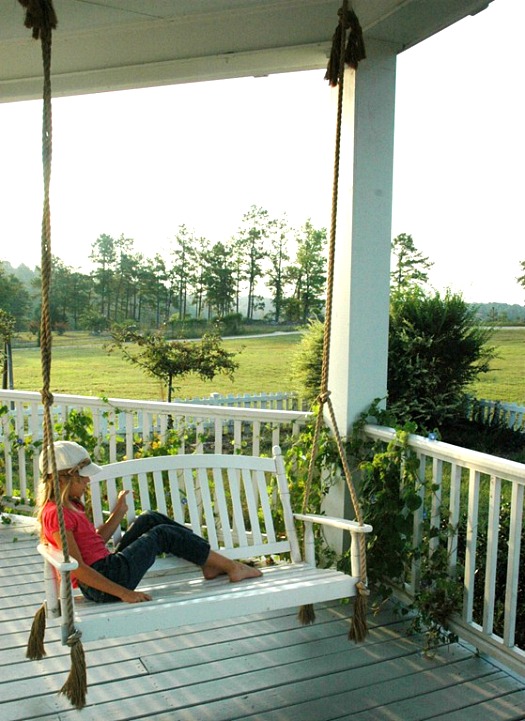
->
[60,634,87,710]
[349,582,369,642]
[26,603,47,661]
[298,604,316,625]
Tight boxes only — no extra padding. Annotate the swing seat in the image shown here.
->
[37,446,372,644]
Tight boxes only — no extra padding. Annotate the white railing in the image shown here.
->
[0,390,311,501]
[363,424,525,678]
[1,388,524,675]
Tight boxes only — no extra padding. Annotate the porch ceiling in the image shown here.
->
[1,0,493,102]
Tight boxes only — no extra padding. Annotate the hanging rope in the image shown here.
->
[299,1,369,642]
[20,0,87,709]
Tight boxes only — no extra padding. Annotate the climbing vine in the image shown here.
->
[350,402,463,651]
[285,401,463,652]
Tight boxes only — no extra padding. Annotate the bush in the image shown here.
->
[387,289,495,431]
[290,291,495,430]
[290,319,324,403]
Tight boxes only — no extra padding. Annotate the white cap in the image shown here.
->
[39,441,103,477]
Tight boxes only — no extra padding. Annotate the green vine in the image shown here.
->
[350,401,463,652]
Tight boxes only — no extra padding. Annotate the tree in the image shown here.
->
[285,220,326,322]
[203,242,236,318]
[90,233,117,319]
[0,261,31,329]
[190,237,211,319]
[107,326,238,403]
[518,260,525,296]
[170,225,196,321]
[234,206,269,320]
[266,215,290,323]
[391,233,433,292]
[0,309,15,389]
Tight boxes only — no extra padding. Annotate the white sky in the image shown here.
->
[0,0,523,305]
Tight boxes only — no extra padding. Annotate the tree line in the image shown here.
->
[0,206,327,335]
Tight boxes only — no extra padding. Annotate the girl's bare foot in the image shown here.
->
[202,551,262,582]
[227,561,263,583]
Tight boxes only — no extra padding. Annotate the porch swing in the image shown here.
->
[21,0,371,710]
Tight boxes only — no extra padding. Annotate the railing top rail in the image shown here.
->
[364,424,525,484]
[0,389,312,424]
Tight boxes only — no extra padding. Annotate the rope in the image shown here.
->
[300,1,369,642]
[20,0,87,708]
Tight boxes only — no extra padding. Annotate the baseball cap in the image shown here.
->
[39,441,103,477]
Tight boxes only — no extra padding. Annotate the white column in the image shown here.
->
[322,40,397,547]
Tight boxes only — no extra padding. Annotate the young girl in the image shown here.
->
[37,440,261,603]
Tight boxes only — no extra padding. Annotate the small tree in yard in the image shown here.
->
[108,326,239,402]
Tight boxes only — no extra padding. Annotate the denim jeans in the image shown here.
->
[79,510,211,603]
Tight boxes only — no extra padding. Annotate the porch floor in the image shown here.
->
[1,518,525,721]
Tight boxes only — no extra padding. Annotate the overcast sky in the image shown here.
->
[0,0,523,305]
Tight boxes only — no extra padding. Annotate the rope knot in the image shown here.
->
[356,581,370,597]
[325,3,366,86]
[66,629,82,647]
[18,0,57,39]
[317,390,331,405]
[40,389,54,406]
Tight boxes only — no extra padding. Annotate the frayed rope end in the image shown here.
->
[26,603,47,661]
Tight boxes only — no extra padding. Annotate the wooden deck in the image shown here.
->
[1,517,525,721]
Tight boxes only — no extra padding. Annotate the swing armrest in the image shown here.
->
[293,515,372,576]
[37,543,79,572]
[293,514,373,534]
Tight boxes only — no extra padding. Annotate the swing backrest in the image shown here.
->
[88,446,302,563]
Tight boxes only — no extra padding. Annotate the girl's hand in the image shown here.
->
[113,489,129,516]
[121,589,152,603]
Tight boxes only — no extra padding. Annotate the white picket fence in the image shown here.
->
[176,391,308,411]
[466,397,525,431]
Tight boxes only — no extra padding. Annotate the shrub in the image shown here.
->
[387,289,495,431]
[290,318,324,404]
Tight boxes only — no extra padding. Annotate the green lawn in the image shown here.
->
[467,328,525,404]
[10,332,304,401]
[9,327,524,405]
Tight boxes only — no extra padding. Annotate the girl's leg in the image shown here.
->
[115,510,176,553]
[116,510,262,588]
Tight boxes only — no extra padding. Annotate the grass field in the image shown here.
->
[10,332,304,401]
[9,327,525,405]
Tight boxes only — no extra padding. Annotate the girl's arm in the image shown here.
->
[52,529,151,603]
[96,489,130,543]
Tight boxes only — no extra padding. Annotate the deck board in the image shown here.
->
[1,517,524,721]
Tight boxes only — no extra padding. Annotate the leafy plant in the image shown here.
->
[107,325,239,403]
[350,404,463,651]
[387,289,495,431]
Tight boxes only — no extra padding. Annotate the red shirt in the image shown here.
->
[41,500,110,578]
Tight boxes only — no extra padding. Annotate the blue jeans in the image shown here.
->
[79,510,211,603]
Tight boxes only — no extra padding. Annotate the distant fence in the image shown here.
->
[465,397,525,432]
[175,391,309,411]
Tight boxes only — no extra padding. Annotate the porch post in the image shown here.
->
[322,40,397,550]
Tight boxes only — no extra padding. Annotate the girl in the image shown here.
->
[37,440,261,603]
